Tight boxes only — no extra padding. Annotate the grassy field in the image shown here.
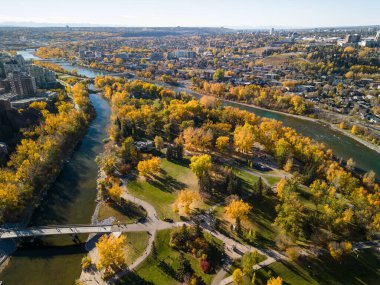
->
[117,229,223,285]
[225,248,380,285]
[251,248,380,285]
[98,201,146,224]
[256,53,310,67]
[123,232,150,266]
[127,158,199,221]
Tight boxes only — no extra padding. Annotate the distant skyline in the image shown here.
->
[0,0,379,28]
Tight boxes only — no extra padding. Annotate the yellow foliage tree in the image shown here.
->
[283,158,293,172]
[232,268,243,284]
[107,183,123,202]
[234,123,255,154]
[216,136,230,152]
[267,276,283,285]
[137,157,161,177]
[328,241,352,260]
[225,199,251,223]
[276,178,287,199]
[96,234,127,272]
[190,154,212,178]
[173,190,202,215]
[351,125,358,135]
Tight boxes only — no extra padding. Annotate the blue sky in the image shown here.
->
[0,0,379,27]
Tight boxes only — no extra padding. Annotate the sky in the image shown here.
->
[0,0,379,28]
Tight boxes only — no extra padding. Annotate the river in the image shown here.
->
[0,91,111,284]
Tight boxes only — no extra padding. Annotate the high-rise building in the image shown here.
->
[26,64,56,87]
[7,71,36,97]
[270,28,274,35]
[175,50,196,59]
[376,30,380,42]
[345,34,361,43]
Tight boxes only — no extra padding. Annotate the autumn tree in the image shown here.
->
[107,183,123,203]
[137,157,160,177]
[351,125,358,135]
[81,256,92,271]
[232,268,243,284]
[283,158,293,172]
[234,123,255,154]
[267,276,283,285]
[274,138,291,166]
[96,234,127,273]
[190,154,212,178]
[216,136,230,152]
[183,127,213,152]
[328,241,352,260]
[225,199,252,224]
[173,190,202,215]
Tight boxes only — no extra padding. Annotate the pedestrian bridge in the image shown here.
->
[0,223,155,239]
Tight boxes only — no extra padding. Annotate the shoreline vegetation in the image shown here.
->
[190,84,380,153]
[196,92,380,156]
[0,82,95,270]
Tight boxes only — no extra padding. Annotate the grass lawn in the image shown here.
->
[234,169,260,194]
[124,232,150,266]
[98,201,146,224]
[117,229,223,285]
[251,248,380,285]
[127,158,199,221]
[265,176,281,186]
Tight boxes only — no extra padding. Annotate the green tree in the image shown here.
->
[154,136,164,152]
[213,69,225,82]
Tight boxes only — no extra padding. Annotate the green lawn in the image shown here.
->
[127,158,199,221]
[117,229,223,285]
[234,169,260,194]
[98,201,146,224]
[124,232,150,266]
[226,248,380,285]
[251,248,380,285]
[265,176,281,186]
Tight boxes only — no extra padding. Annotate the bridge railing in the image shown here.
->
[0,223,114,232]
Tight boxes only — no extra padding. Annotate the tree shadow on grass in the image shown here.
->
[115,271,154,285]
[107,200,146,220]
[147,174,187,193]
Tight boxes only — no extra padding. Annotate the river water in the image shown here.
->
[2,49,379,284]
